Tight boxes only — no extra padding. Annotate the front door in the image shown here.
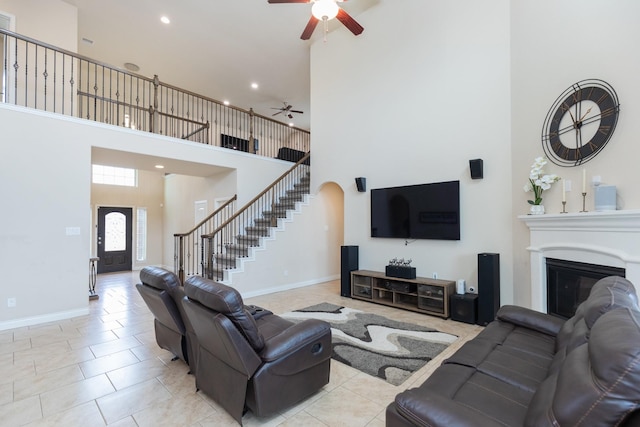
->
[97,207,133,273]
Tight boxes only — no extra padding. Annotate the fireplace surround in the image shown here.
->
[520,210,640,313]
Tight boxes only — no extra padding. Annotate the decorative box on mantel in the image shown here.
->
[518,209,640,313]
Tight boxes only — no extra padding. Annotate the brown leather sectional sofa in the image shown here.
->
[386,276,640,426]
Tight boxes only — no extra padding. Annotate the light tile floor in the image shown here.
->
[0,272,482,427]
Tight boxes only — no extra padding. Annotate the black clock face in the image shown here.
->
[541,79,620,167]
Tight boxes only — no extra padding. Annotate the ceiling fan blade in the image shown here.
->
[272,111,284,116]
[291,110,304,114]
[268,0,310,3]
[336,8,364,36]
[300,16,319,40]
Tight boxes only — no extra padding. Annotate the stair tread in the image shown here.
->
[226,243,249,249]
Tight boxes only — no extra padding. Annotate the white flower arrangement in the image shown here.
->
[524,157,560,206]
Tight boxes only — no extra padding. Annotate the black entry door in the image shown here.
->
[97,207,133,273]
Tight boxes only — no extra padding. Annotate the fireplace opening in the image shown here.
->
[546,258,625,319]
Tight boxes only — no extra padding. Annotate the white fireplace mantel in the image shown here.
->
[519,210,640,312]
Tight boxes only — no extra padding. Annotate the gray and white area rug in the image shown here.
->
[281,302,457,386]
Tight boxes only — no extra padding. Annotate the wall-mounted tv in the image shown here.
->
[370,180,460,240]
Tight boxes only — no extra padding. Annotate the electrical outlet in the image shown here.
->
[7,297,16,308]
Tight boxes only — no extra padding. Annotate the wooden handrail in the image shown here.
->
[202,152,311,239]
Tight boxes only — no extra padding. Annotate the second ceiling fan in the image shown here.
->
[272,102,304,119]
[268,0,364,40]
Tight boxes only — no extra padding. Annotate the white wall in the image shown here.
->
[0,0,77,50]
[0,104,302,329]
[0,0,82,329]
[510,0,640,305]
[310,0,514,303]
[0,107,90,327]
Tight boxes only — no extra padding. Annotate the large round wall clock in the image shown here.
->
[541,79,620,167]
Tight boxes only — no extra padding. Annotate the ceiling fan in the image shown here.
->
[268,0,364,40]
[272,102,304,119]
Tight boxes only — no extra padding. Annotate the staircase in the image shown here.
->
[201,154,311,283]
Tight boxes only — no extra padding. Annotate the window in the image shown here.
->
[136,207,147,261]
[104,212,127,251]
[92,165,137,187]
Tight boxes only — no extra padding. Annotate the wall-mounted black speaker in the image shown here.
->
[450,293,478,324]
[469,159,483,179]
[477,252,500,326]
[355,177,366,192]
[340,246,359,297]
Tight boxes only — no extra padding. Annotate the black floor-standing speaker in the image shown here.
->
[477,253,500,326]
[340,246,359,297]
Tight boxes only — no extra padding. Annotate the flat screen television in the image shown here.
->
[370,180,460,240]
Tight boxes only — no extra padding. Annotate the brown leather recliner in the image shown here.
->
[182,275,332,424]
[136,266,192,366]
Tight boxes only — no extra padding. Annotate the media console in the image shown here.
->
[351,270,455,318]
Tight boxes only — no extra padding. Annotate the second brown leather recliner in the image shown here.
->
[182,275,332,424]
[136,266,193,366]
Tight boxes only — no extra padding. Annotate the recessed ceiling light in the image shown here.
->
[251,82,259,90]
[223,100,230,106]
[155,164,165,169]
[160,16,170,24]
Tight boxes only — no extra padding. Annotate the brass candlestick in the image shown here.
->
[580,192,588,212]
[561,201,567,213]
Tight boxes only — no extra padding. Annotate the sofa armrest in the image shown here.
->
[259,319,331,363]
[497,305,564,337]
[393,389,506,427]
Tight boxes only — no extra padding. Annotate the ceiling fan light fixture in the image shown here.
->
[312,0,339,21]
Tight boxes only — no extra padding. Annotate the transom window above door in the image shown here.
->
[92,164,137,187]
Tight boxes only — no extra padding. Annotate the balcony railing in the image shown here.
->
[0,28,310,157]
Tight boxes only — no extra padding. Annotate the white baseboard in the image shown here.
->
[0,307,90,332]
[241,274,339,299]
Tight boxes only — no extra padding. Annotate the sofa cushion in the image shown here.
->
[445,330,554,392]
[474,319,557,361]
[396,364,534,426]
[525,307,640,426]
[184,276,265,351]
